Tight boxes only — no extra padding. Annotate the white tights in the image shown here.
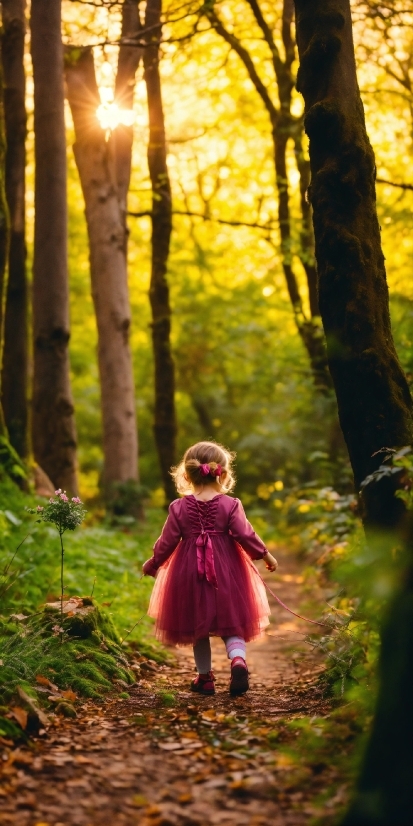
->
[193,636,246,674]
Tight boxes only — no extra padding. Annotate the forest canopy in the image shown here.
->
[4,0,413,502]
[58,0,413,501]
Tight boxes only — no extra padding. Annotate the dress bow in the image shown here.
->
[196,531,218,589]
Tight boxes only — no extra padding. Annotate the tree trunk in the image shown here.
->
[0,33,9,437]
[1,0,28,459]
[0,29,26,487]
[293,125,319,316]
[31,0,78,493]
[208,2,332,391]
[192,395,217,440]
[65,47,138,492]
[111,0,141,248]
[294,2,413,822]
[273,119,331,391]
[294,0,412,491]
[143,0,176,503]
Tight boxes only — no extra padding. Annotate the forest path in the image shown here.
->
[1,551,336,826]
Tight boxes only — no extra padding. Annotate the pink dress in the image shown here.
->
[145,494,271,645]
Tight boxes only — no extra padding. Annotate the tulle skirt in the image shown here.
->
[148,535,270,645]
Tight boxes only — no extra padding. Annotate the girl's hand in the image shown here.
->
[142,558,155,576]
[263,551,278,572]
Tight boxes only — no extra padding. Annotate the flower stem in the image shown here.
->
[59,528,64,643]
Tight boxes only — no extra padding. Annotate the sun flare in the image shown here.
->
[96,100,135,131]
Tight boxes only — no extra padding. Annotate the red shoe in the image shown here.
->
[230,657,249,695]
[191,671,215,695]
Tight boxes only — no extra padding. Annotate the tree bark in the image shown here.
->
[294,2,413,822]
[1,0,28,458]
[111,0,141,246]
[65,46,138,492]
[294,0,412,492]
[143,0,177,503]
[0,32,9,437]
[31,0,78,493]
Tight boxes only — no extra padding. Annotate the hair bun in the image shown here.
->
[170,441,236,495]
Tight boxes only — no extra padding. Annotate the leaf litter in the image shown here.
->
[0,554,357,825]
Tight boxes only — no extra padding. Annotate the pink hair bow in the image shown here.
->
[199,463,222,477]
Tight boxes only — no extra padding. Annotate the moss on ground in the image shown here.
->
[0,600,136,707]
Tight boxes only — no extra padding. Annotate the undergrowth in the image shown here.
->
[0,476,168,726]
[0,476,165,649]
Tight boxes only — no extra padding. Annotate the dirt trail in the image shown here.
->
[1,552,334,826]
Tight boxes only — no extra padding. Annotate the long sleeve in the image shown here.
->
[143,502,182,576]
[228,498,268,560]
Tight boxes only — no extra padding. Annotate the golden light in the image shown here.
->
[96,57,135,132]
[96,100,136,131]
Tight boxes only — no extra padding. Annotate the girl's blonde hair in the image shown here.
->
[171,441,236,495]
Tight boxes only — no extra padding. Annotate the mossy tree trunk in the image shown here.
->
[31,0,78,494]
[294,1,413,823]
[1,0,28,459]
[143,0,177,503]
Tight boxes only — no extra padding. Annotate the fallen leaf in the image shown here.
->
[9,706,28,730]
[61,689,77,702]
[17,686,49,728]
[158,742,184,751]
[131,794,148,808]
[10,749,33,767]
[36,675,58,691]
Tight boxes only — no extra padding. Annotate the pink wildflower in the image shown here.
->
[36,505,44,512]
[71,496,81,504]
[49,497,54,503]
[60,493,69,502]
[52,624,64,636]
[55,489,62,495]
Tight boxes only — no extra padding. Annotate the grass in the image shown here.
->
[0,475,169,718]
[0,476,166,654]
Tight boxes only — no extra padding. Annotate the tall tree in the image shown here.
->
[65,1,140,497]
[66,0,177,503]
[293,1,413,823]
[144,0,176,502]
[0,22,9,438]
[205,0,331,391]
[1,0,28,459]
[31,0,78,492]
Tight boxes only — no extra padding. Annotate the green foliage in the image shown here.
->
[106,480,148,520]
[156,689,177,707]
[0,435,27,485]
[0,716,25,740]
[0,480,166,653]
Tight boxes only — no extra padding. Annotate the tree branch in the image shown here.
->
[244,0,283,76]
[128,208,276,230]
[377,177,413,191]
[205,8,279,124]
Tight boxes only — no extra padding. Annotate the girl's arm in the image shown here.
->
[229,499,278,570]
[143,504,182,576]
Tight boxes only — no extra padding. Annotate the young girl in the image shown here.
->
[142,441,278,696]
